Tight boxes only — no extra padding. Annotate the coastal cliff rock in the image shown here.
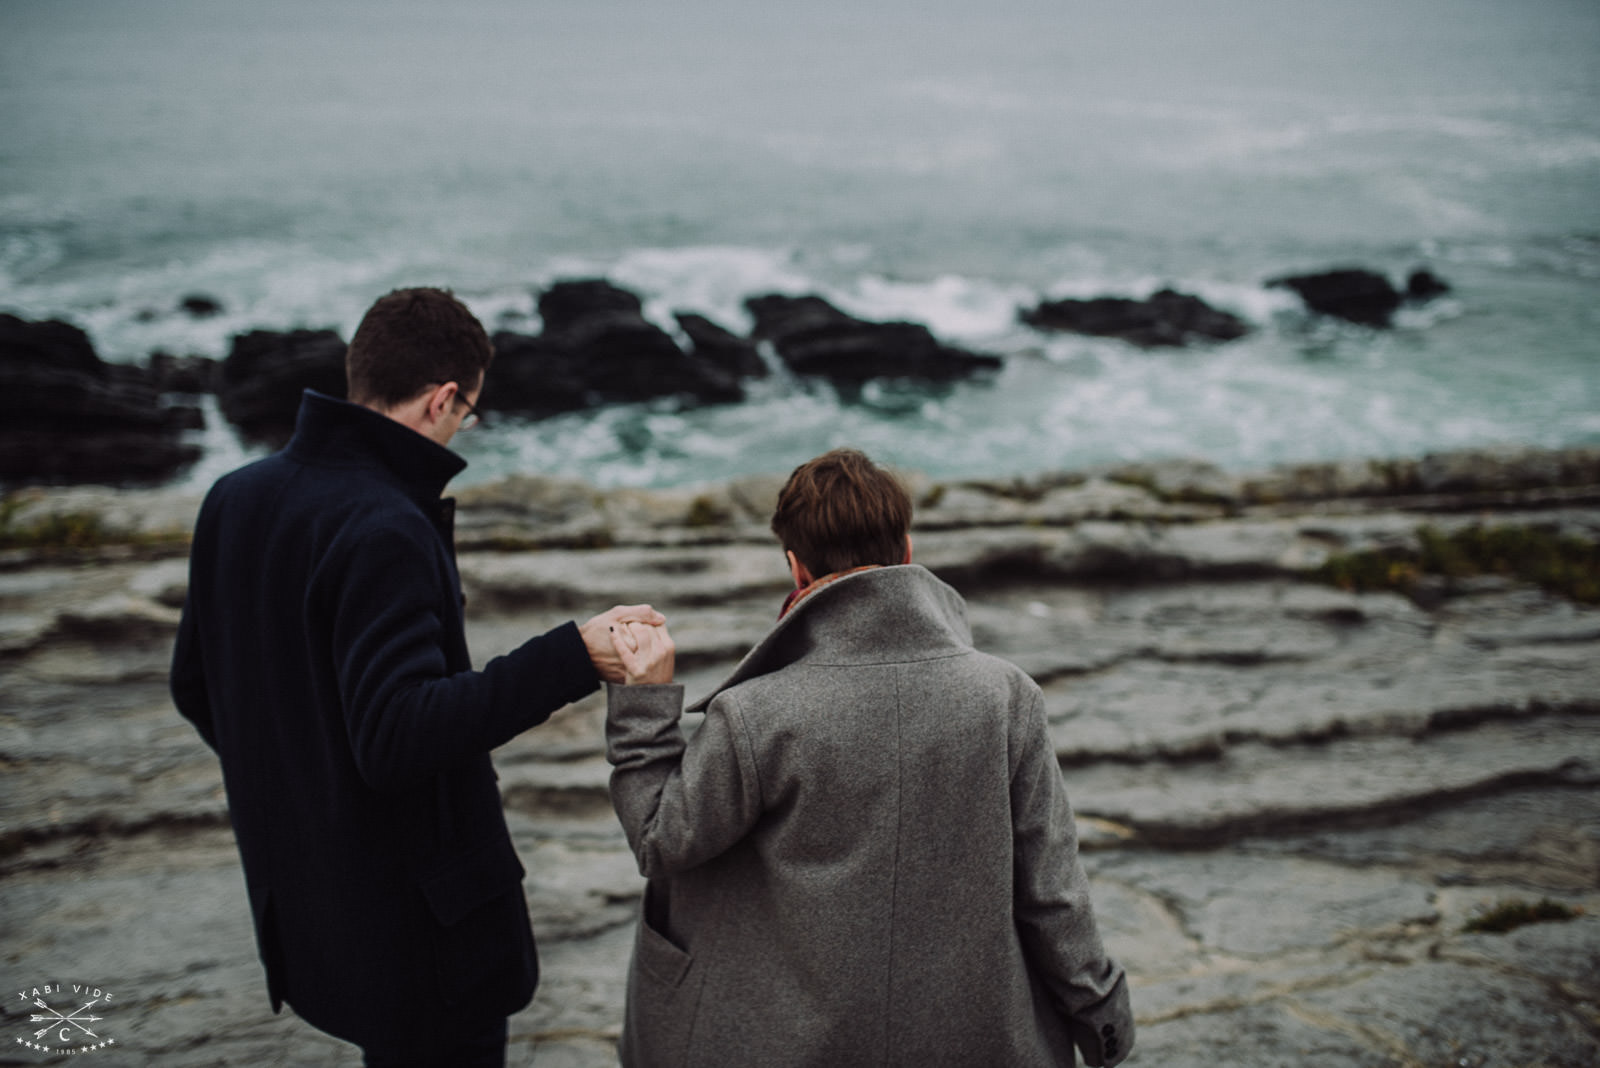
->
[0,313,201,485]
[217,328,347,446]
[1019,288,1250,347]
[744,293,1003,383]
[2,445,1596,1066]
[485,280,745,416]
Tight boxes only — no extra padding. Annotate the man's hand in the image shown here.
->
[611,619,675,685]
[581,604,667,683]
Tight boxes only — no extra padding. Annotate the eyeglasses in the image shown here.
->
[455,392,484,431]
[423,382,485,430]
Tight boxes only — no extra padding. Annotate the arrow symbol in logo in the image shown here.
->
[29,997,102,1041]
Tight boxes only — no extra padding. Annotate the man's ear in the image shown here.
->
[785,550,814,589]
[903,533,913,564]
[423,381,458,426]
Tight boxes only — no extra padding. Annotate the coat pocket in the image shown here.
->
[636,911,692,988]
[621,885,702,1068]
[419,835,535,1005]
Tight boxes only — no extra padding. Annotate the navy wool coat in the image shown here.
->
[171,391,599,1053]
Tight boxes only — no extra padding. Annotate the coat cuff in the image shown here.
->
[1068,971,1134,1067]
[541,620,604,705]
[605,683,686,753]
[606,682,686,716]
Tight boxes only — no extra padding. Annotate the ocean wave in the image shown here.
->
[606,246,814,333]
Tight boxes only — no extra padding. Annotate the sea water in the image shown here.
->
[2,0,1597,489]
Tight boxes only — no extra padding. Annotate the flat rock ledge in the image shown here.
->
[3,444,1598,1066]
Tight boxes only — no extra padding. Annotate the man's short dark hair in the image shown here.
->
[346,288,494,408]
[771,448,912,577]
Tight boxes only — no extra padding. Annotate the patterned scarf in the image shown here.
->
[778,565,884,619]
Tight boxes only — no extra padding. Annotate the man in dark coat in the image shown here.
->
[170,287,662,1066]
[604,449,1134,1067]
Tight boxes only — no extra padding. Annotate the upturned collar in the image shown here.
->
[778,565,884,619]
[688,564,973,714]
[284,390,468,504]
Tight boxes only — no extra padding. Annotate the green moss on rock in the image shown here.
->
[0,502,110,549]
[685,494,733,528]
[0,495,191,553]
[1463,897,1582,935]
[1312,523,1600,604]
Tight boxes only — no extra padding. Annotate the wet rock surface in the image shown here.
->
[1266,266,1452,327]
[486,280,748,417]
[1019,288,1250,347]
[744,292,1003,383]
[673,311,767,381]
[0,314,202,486]
[2,447,1597,1066]
[217,328,347,447]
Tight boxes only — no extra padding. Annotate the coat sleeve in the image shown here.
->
[605,683,764,879]
[1010,683,1135,1067]
[328,521,599,791]
[170,590,217,752]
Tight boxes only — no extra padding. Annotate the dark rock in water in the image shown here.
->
[1019,288,1251,347]
[1406,269,1451,302]
[487,329,744,417]
[487,331,614,417]
[1267,268,1403,327]
[0,314,201,485]
[179,293,224,318]
[219,329,347,446]
[675,312,767,380]
[148,352,220,394]
[164,404,206,432]
[483,280,745,417]
[743,293,1002,383]
[0,429,202,485]
[537,279,646,333]
[0,312,103,376]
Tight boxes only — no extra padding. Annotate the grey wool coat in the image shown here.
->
[605,565,1133,1067]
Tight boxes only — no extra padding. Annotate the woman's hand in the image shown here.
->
[581,604,667,683]
[611,620,675,685]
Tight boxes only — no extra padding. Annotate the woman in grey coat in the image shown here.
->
[607,449,1133,1067]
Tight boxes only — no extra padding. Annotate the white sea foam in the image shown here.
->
[607,246,815,332]
[4,238,426,362]
[840,275,1031,341]
[173,396,269,492]
[1373,175,1499,235]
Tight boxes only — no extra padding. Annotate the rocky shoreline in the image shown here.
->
[3,264,1451,486]
[2,445,1597,1066]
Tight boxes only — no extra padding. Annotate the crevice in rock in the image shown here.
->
[1104,766,1600,850]
[0,809,231,867]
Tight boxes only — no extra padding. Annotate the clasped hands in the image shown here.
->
[580,605,675,686]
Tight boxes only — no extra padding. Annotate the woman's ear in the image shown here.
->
[903,534,913,564]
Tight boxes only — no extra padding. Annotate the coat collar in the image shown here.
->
[284,390,467,503]
[686,564,973,714]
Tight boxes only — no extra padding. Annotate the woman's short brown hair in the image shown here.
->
[346,287,494,409]
[770,448,912,577]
